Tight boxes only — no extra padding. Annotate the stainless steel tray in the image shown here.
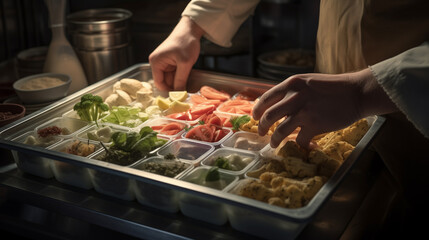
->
[0,63,386,239]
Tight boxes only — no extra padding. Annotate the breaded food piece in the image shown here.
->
[275,140,307,160]
[316,131,343,148]
[283,185,305,208]
[283,156,317,178]
[260,172,277,184]
[341,119,369,146]
[238,180,274,202]
[246,159,285,179]
[308,149,342,177]
[322,141,355,162]
[317,119,369,148]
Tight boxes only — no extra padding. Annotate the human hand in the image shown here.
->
[149,16,205,91]
[252,68,397,149]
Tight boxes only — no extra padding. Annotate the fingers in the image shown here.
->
[252,86,285,121]
[174,64,191,91]
[253,75,308,121]
[165,71,175,90]
[151,66,170,91]
[269,115,299,148]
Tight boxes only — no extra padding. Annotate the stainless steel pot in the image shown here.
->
[67,8,133,84]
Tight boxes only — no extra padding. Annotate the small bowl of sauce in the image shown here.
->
[0,103,26,128]
[13,73,71,104]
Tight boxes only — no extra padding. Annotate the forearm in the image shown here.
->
[170,16,205,43]
[182,0,260,47]
[370,41,429,138]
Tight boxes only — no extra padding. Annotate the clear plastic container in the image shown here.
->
[11,131,62,178]
[201,148,258,176]
[35,117,89,138]
[62,109,80,119]
[157,139,214,163]
[181,126,232,147]
[132,156,192,213]
[140,118,189,139]
[88,149,139,201]
[259,144,284,161]
[179,166,238,225]
[48,139,101,189]
[221,131,270,153]
[76,123,129,144]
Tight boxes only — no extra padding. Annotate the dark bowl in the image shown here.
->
[0,103,26,128]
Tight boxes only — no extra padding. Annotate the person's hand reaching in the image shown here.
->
[149,16,205,91]
[253,68,398,149]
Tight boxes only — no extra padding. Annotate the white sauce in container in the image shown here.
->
[19,77,64,90]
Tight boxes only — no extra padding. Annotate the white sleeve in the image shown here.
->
[370,42,429,138]
[182,0,260,47]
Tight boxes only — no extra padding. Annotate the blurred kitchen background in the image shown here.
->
[0,0,319,102]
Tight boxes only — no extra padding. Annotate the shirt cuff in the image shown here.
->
[370,42,429,138]
[182,0,259,48]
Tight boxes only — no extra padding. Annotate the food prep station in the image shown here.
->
[0,64,400,239]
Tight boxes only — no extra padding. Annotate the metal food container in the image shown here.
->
[0,63,386,239]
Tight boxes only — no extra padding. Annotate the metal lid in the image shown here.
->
[67,8,132,33]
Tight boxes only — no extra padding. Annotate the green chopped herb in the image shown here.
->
[205,167,220,182]
[214,156,231,170]
[164,153,176,160]
[230,115,251,131]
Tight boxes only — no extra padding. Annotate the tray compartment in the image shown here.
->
[132,156,192,213]
[11,131,63,178]
[157,139,214,163]
[48,139,101,189]
[179,166,238,225]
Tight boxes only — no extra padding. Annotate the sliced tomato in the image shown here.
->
[213,129,228,142]
[200,86,231,101]
[166,112,190,121]
[161,129,181,135]
[190,94,222,107]
[222,99,251,106]
[151,125,164,131]
[159,122,184,135]
[161,122,184,131]
[190,94,207,105]
[189,104,215,119]
[202,113,222,126]
[206,115,222,126]
[220,116,232,128]
[185,125,214,142]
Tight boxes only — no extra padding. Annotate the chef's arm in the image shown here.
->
[370,41,429,139]
[182,0,260,47]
